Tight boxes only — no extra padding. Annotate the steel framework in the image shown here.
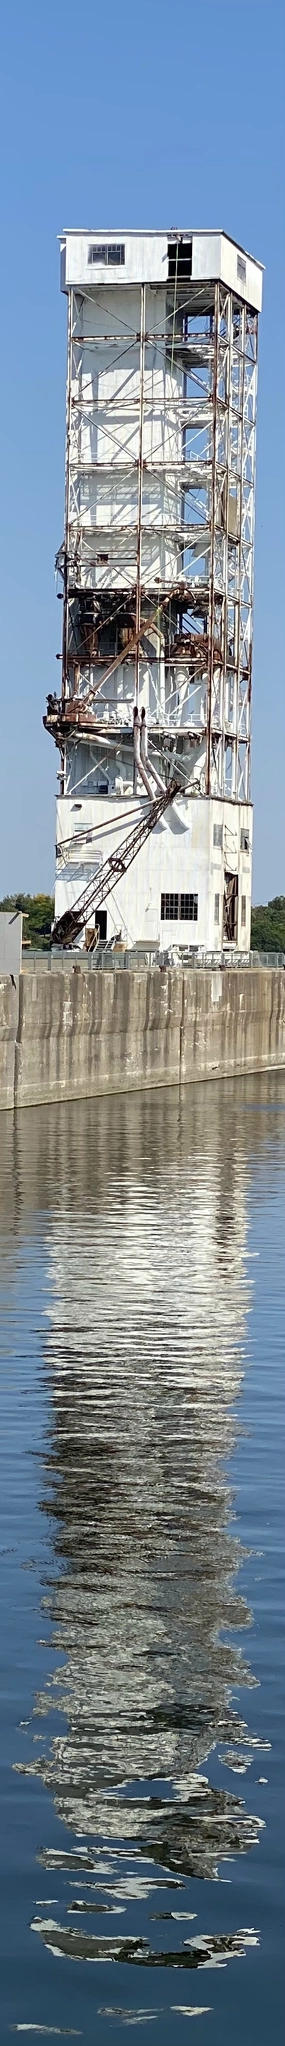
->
[48,248,259,808]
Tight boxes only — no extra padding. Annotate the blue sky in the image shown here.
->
[0,0,284,902]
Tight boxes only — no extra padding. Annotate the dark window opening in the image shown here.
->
[241,895,246,927]
[88,243,125,266]
[223,871,238,943]
[213,823,223,848]
[168,239,192,281]
[237,254,246,285]
[214,894,220,924]
[161,891,198,922]
[240,828,250,852]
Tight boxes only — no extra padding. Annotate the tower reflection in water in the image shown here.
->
[19,1085,265,1973]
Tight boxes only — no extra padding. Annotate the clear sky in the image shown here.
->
[0,0,284,903]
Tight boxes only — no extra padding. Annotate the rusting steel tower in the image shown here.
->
[45,230,263,953]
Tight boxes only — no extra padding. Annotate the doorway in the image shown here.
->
[96,908,107,941]
[223,872,238,943]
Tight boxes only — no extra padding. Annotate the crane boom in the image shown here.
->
[52,775,182,948]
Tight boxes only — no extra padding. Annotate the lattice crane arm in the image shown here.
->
[52,776,181,948]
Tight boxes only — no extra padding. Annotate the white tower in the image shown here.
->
[45,230,263,953]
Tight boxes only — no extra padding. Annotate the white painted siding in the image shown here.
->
[192,232,263,311]
[62,234,169,290]
[61,231,263,309]
[55,794,252,953]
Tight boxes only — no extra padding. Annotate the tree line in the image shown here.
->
[250,896,285,954]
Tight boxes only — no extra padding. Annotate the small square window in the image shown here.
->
[213,823,223,849]
[241,895,246,926]
[214,894,220,924]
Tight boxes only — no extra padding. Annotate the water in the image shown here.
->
[0,1073,284,2045]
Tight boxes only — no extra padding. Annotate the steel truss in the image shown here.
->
[55,276,258,802]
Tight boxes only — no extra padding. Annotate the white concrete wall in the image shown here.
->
[55,795,253,953]
[2,969,284,1114]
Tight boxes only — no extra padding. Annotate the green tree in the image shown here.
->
[251,896,285,953]
[0,893,54,950]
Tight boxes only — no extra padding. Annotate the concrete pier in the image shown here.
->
[0,968,284,1113]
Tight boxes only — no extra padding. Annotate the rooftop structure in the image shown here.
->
[45,229,263,953]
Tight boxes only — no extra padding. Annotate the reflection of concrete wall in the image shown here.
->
[0,966,284,1110]
[14,1080,267,1881]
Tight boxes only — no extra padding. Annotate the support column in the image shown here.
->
[135,283,145,703]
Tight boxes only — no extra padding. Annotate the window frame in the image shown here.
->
[88,242,125,267]
[161,891,198,923]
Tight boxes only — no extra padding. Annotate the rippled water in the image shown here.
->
[0,1074,284,2045]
